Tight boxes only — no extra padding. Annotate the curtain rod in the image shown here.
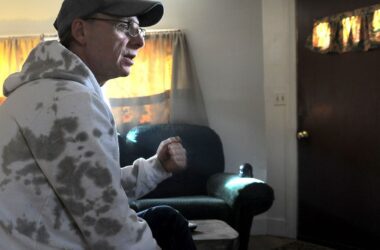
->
[147,29,181,32]
[0,33,57,38]
[0,29,181,38]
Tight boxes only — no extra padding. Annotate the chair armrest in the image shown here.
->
[208,173,274,250]
[207,173,274,215]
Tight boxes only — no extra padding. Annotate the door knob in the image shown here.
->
[297,131,309,140]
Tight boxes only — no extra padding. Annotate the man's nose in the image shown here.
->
[129,34,145,49]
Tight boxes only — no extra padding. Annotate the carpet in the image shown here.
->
[249,235,336,250]
[274,241,335,250]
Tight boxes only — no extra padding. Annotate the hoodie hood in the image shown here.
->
[3,41,102,98]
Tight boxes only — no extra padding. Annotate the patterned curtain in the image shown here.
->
[0,36,42,104]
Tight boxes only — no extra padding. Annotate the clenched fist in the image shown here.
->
[156,136,187,173]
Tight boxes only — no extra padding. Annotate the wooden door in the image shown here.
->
[297,0,380,248]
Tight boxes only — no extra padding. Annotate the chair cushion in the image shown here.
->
[130,196,231,222]
[121,124,225,197]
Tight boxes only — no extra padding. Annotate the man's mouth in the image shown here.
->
[122,54,135,66]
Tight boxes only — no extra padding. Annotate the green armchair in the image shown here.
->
[118,124,274,250]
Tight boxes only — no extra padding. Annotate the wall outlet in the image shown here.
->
[274,93,286,106]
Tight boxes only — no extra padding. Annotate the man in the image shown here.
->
[0,0,196,249]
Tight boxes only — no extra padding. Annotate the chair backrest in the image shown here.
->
[119,124,225,197]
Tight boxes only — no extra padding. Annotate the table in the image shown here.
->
[190,219,239,250]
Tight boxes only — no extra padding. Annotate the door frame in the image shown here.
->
[283,0,298,238]
[262,0,298,238]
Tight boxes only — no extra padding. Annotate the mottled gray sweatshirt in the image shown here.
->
[0,41,170,250]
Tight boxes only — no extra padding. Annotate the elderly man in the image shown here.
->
[0,0,196,249]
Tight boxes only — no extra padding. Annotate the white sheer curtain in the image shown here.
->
[170,30,208,125]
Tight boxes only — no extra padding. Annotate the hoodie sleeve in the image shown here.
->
[23,90,163,250]
[121,156,171,201]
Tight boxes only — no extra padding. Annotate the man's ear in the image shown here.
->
[71,19,87,45]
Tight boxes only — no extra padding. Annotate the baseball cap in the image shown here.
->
[54,0,164,38]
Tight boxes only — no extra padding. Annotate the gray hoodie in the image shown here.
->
[0,41,169,250]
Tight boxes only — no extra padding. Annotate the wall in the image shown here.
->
[0,0,298,238]
[0,0,60,36]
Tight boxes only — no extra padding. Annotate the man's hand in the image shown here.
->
[157,136,187,173]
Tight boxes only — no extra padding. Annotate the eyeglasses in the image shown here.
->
[84,17,146,38]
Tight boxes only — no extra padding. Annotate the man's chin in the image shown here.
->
[119,67,131,77]
[113,71,130,79]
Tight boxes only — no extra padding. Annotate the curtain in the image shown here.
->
[0,36,41,104]
[103,30,208,135]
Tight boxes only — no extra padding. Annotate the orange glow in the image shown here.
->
[312,22,331,50]
[103,37,173,99]
[373,9,380,31]
[341,16,361,46]
[371,9,380,42]
[0,36,41,98]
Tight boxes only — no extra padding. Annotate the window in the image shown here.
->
[103,31,175,135]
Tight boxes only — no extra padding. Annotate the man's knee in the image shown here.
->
[150,206,182,220]
[147,205,188,228]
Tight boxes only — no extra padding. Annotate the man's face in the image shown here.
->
[81,14,145,84]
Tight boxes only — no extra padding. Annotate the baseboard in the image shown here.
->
[250,215,289,237]
[267,217,288,237]
[250,214,267,235]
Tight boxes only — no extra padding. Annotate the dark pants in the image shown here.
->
[138,205,197,250]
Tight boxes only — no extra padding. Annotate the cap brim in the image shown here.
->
[102,1,163,27]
